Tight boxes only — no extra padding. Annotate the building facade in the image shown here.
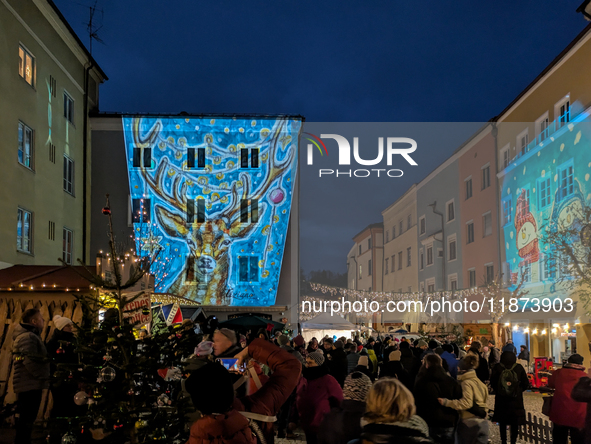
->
[348,223,383,293]
[0,0,107,269]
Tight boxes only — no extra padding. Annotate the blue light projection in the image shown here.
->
[122,116,301,306]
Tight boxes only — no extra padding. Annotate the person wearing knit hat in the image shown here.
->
[278,335,306,367]
[353,355,373,382]
[297,347,343,444]
[52,315,73,332]
[186,338,301,444]
[382,351,411,390]
[317,372,371,444]
[389,350,401,362]
[293,334,305,348]
[327,340,348,387]
[358,355,369,368]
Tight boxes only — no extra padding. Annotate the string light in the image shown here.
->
[542,329,547,335]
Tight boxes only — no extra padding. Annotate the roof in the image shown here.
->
[45,0,108,80]
[493,22,591,121]
[382,184,417,215]
[91,111,305,120]
[352,222,383,241]
[0,265,94,291]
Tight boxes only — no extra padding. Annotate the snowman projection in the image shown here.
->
[514,190,539,283]
[549,178,586,266]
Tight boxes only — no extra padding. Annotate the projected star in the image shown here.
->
[140,233,163,254]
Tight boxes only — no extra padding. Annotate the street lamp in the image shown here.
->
[428,201,446,290]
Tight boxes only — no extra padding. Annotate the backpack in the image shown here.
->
[497,363,519,397]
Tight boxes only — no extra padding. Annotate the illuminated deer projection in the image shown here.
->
[130,117,295,305]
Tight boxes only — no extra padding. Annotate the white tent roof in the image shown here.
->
[301,312,358,330]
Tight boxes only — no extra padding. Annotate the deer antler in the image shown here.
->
[220,119,293,224]
[133,118,188,214]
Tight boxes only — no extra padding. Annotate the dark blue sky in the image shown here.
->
[55,0,589,273]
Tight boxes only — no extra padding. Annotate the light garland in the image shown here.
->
[152,293,200,306]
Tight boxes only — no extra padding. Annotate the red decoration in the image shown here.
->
[102,207,111,215]
[266,323,274,332]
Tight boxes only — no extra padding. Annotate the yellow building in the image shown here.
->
[0,0,107,269]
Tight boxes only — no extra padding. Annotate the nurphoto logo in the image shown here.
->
[304,132,418,178]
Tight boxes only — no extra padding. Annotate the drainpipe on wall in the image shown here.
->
[492,122,503,283]
[82,62,94,264]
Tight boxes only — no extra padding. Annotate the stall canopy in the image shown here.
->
[300,313,358,342]
[220,315,284,332]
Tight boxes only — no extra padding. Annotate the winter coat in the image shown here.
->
[475,354,490,383]
[280,345,306,367]
[383,345,397,364]
[414,365,463,428]
[347,352,360,374]
[318,399,365,444]
[46,328,77,371]
[571,376,591,444]
[518,349,530,363]
[442,370,488,420]
[367,350,379,377]
[12,323,50,393]
[490,352,530,424]
[187,339,301,444]
[502,343,517,354]
[488,347,501,368]
[381,361,412,390]
[296,365,343,433]
[360,415,433,444]
[440,351,458,379]
[400,349,421,385]
[547,364,586,429]
[327,347,348,387]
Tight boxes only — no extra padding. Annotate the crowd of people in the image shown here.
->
[10,308,591,444]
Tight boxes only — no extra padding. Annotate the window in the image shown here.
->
[240,198,259,223]
[427,281,435,293]
[465,177,473,200]
[18,121,33,169]
[368,238,372,249]
[62,228,73,265]
[539,253,549,281]
[359,264,362,279]
[536,113,549,141]
[238,256,259,282]
[359,245,362,255]
[132,198,151,223]
[486,264,494,284]
[132,147,152,168]
[399,220,403,235]
[469,268,476,287]
[555,96,570,128]
[419,216,426,235]
[17,208,32,253]
[448,235,457,261]
[49,75,56,97]
[385,258,389,274]
[188,148,206,168]
[392,226,396,239]
[557,161,574,201]
[18,45,35,86]
[63,92,74,124]
[447,200,455,222]
[240,148,259,168]
[517,129,529,156]
[398,251,402,270]
[538,176,552,209]
[483,212,492,237]
[467,222,474,244]
[49,143,56,163]
[448,274,458,291]
[501,145,510,169]
[407,247,411,267]
[187,198,205,223]
[502,196,512,226]
[368,260,372,276]
[420,282,425,292]
[520,260,531,283]
[391,255,395,272]
[407,215,411,230]
[481,164,490,189]
[420,250,424,270]
[426,245,433,266]
[63,156,74,195]
[385,231,389,242]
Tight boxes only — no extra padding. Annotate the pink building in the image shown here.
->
[457,126,498,321]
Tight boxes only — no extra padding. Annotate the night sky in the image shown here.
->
[55,0,588,274]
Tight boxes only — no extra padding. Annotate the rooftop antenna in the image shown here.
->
[85,0,104,55]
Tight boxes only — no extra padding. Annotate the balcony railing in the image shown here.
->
[514,111,571,161]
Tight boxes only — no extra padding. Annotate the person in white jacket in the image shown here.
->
[438,354,489,444]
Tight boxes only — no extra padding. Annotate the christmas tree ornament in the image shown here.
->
[56,345,65,355]
[73,391,89,406]
[102,206,111,215]
[99,366,116,382]
[61,432,76,443]
[93,387,103,399]
[157,394,171,406]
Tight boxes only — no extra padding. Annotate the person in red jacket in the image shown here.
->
[184,338,301,444]
[296,350,343,444]
[547,353,587,444]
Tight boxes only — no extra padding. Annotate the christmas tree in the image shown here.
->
[49,195,198,443]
